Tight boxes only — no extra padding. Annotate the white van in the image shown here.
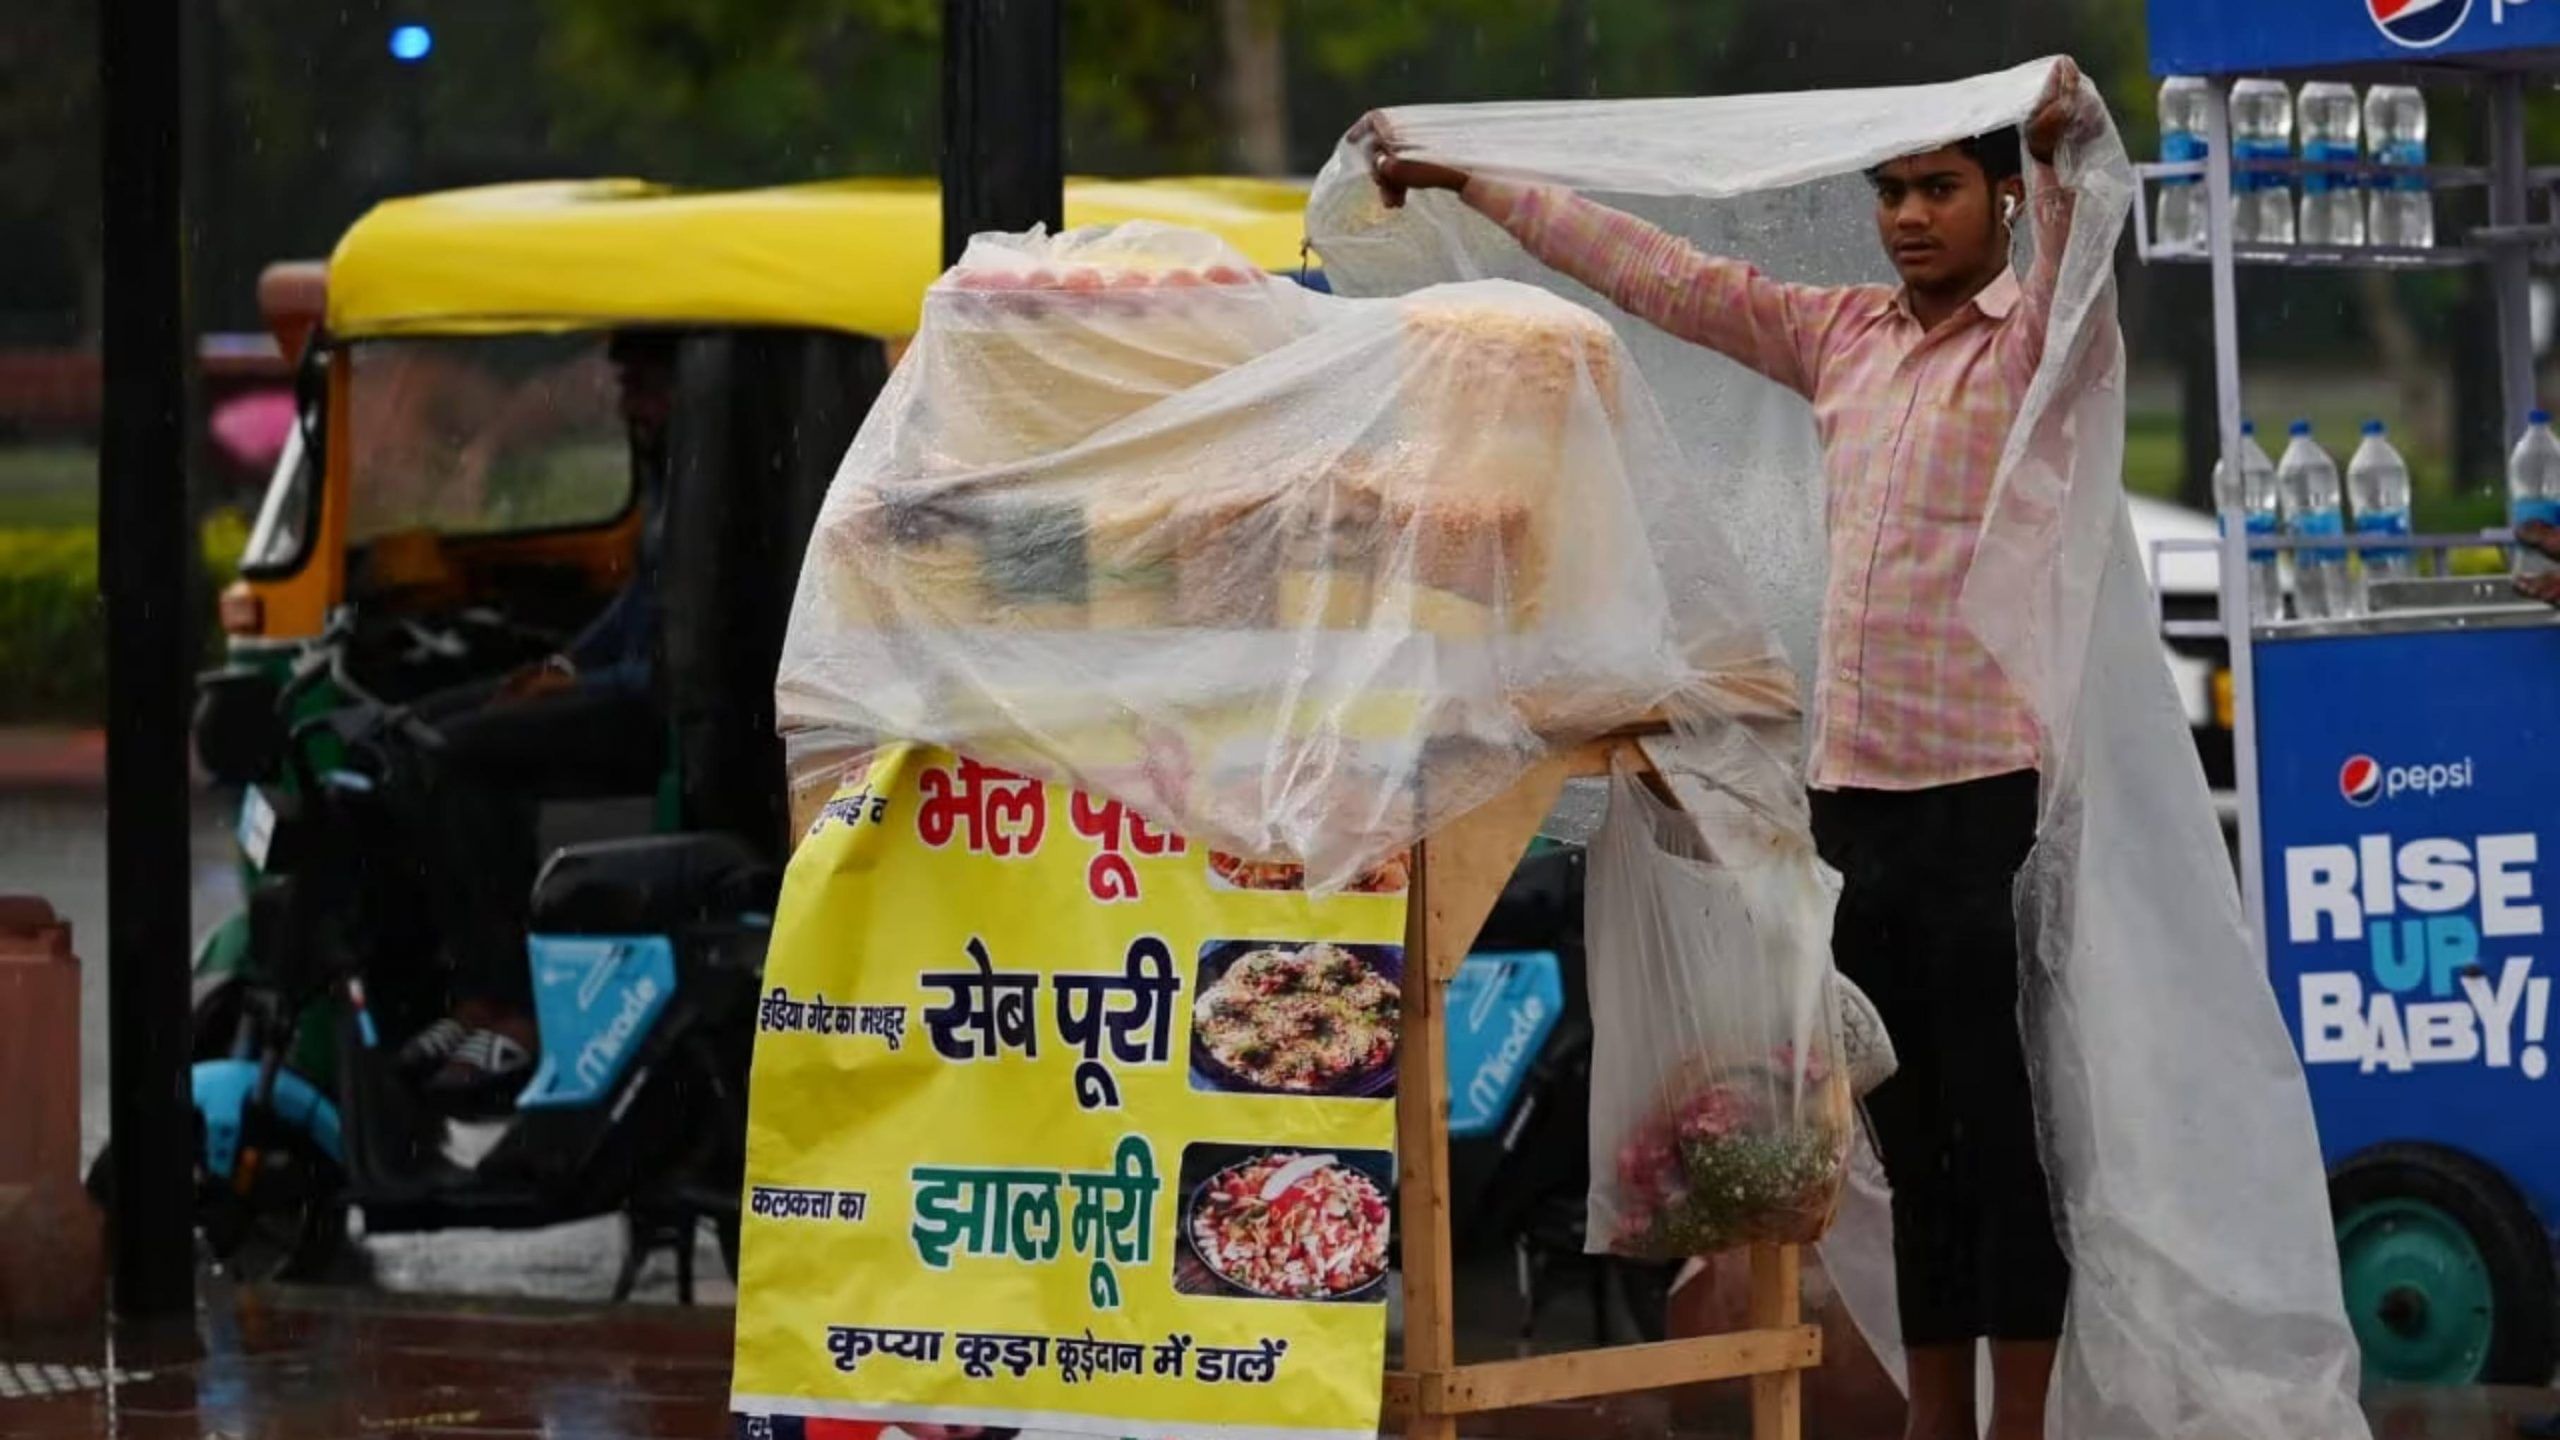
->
[2129,492,2237,794]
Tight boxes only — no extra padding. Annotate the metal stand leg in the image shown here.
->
[676,1214,698,1306]
[611,1212,650,1305]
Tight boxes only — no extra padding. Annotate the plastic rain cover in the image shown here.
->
[777,220,1799,890]
[1304,59,2366,1440]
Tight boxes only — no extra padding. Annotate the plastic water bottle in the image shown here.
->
[2279,421,2350,618]
[2511,409,2560,580]
[2156,76,2211,253]
[2346,421,2414,604]
[2212,420,2283,619]
[2298,82,2366,247]
[2232,78,2296,246]
[2365,84,2434,249]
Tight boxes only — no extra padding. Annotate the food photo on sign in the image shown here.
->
[1204,851,1411,895]
[1174,1144,1396,1304]
[1188,941,1402,1099]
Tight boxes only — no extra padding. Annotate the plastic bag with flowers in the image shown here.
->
[1585,758,1851,1260]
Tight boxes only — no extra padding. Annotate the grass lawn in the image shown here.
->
[2124,409,2183,502]
[10,373,2508,550]
[0,444,100,528]
[2123,368,2513,535]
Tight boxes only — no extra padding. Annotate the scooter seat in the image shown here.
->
[529,832,778,934]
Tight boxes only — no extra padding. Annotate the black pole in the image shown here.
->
[2176,268,2221,512]
[1557,0,1592,99]
[2456,274,2502,493]
[940,0,1064,268]
[101,0,199,1318]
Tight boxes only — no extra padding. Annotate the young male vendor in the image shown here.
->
[1367,60,2099,1440]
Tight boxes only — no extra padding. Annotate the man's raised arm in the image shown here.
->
[1364,127,1850,399]
[1458,179,1851,399]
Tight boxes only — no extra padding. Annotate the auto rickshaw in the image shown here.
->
[128,174,1316,1288]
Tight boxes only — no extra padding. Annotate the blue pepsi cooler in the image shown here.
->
[2255,615,2560,1385]
[2152,0,2560,72]
[2142,0,2560,1396]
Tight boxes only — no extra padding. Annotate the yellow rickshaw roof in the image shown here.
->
[325,176,1314,341]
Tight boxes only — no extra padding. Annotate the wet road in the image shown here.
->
[13,785,2552,1437]
[2,785,728,1307]
[0,1279,2549,1440]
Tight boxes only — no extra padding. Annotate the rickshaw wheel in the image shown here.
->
[2331,1143,2555,1385]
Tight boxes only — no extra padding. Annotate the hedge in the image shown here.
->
[0,513,245,724]
[0,517,2519,724]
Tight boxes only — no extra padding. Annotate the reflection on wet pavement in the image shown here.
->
[1,1278,2554,1440]
[10,791,2559,1436]
[2370,1386,2556,1439]
[0,1282,736,1439]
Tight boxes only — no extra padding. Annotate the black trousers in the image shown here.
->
[396,677,665,1008]
[1811,770,2070,1345]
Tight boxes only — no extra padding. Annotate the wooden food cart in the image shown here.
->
[1384,719,1820,1440]
[782,712,1830,1440]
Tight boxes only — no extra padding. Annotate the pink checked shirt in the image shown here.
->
[1463,173,2073,792]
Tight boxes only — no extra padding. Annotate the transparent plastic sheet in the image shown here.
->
[1585,760,1850,1261]
[777,221,1800,889]
[1308,59,2368,1440]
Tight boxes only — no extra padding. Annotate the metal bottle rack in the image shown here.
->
[2133,52,2560,959]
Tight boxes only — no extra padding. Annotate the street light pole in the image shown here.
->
[940,0,1064,268]
[100,0,199,1318]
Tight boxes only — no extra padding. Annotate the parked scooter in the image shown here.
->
[1447,842,1680,1344]
[93,608,773,1296]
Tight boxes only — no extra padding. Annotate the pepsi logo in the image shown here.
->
[2337,753,2477,805]
[2371,0,2474,48]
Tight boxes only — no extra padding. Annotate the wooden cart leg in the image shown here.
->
[1394,761,1566,1440]
[1749,1245,1803,1440]
[1397,839,1458,1440]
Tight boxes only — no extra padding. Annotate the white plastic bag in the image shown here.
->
[1833,972,1896,1099]
[1585,760,1849,1260]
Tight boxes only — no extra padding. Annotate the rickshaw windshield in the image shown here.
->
[344,334,635,545]
[240,421,314,576]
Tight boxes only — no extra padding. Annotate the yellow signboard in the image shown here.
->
[731,743,1409,1440]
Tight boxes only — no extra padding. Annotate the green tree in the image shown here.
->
[0,0,100,340]
[540,0,941,182]
[8,0,2192,346]
[1281,0,1751,170]
[522,0,1764,183]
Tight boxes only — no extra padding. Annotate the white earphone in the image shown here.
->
[2001,194,2021,225]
